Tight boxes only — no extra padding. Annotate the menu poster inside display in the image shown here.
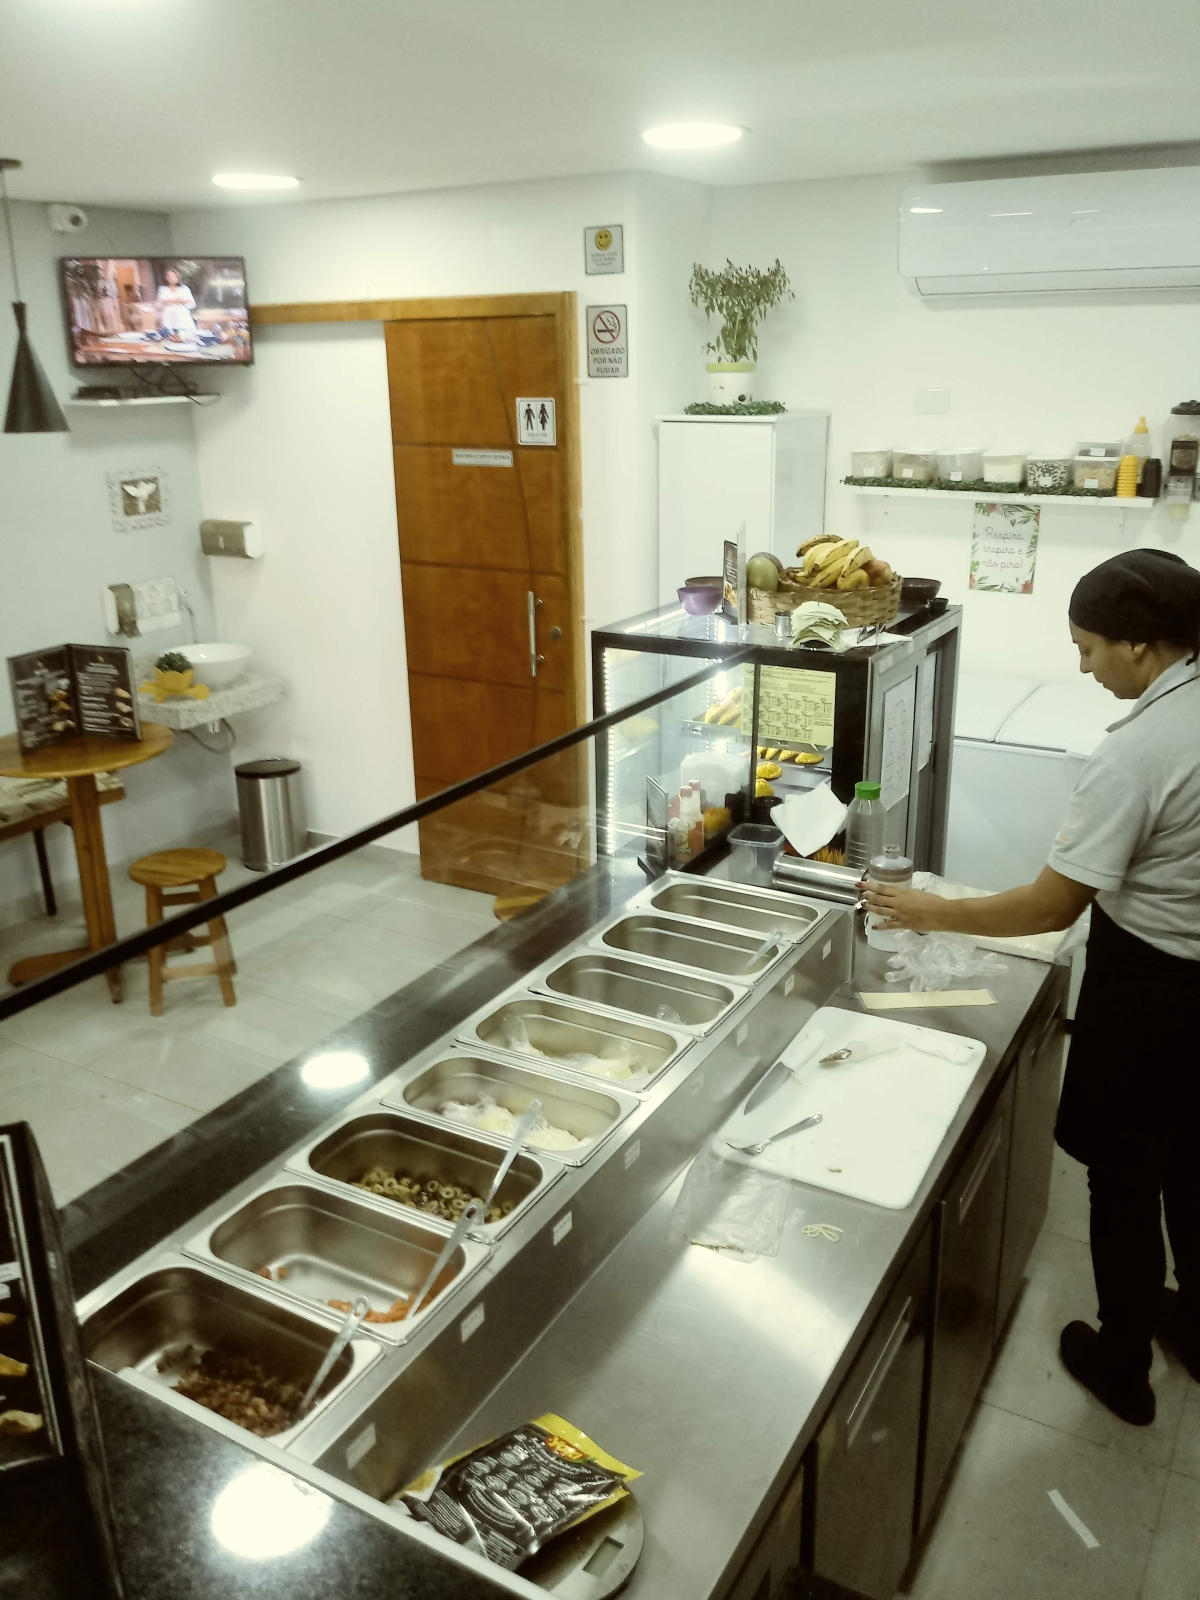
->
[7,644,140,752]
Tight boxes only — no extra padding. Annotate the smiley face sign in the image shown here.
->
[584,224,624,275]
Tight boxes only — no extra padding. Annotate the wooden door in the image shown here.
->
[384,296,587,898]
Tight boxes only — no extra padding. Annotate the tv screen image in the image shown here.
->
[60,256,252,366]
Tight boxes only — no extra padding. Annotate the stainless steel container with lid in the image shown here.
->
[866,844,913,951]
[235,757,306,870]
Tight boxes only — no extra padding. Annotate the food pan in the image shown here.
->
[461,994,688,1092]
[533,952,740,1036]
[641,877,825,941]
[185,1181,489,1343]
[289,1109,559,1238]
[80,1260,378,1445]
[594,912,785,981]
[382,1051,638,1166]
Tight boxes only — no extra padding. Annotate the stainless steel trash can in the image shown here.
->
[235,758,306,871]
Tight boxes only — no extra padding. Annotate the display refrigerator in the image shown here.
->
[591,602,961,872]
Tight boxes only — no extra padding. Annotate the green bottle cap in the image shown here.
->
[854,781,882,800]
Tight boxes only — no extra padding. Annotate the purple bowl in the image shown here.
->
[678,584,723,615]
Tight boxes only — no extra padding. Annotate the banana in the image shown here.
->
[811,538,858,574]
[701,703,721,724]
[802,542,838,577]
[845,545,873,573]
[717,705,742,726]
[837,567,870,591]
[817,554,854,587]
[797,533,839,557]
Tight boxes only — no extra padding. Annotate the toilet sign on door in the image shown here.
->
[586,303,628,378]
[516,397,556,446]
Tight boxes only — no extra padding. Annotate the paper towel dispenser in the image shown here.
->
[200,519,264,559]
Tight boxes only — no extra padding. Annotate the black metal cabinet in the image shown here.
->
[918,1076,1014,1530]
[725,1460,805,1600]
[996,992,1066,1337]
[811,1225,932,1600]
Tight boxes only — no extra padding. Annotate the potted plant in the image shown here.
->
[140,650,209,704]
[688,258,793,402]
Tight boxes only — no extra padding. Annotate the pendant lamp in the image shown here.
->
[0,158,69,434]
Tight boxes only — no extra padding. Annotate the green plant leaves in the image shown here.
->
[688,259,793,362]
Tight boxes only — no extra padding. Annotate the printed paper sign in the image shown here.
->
[755,666,836,747]
[880,676,916,809]
[107,465,170,531]
[969,501,1040,594]
[586,303,628,378]
[584,225,624,275]
[516,398,556,447]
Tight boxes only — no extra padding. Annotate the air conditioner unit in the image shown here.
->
[899,167,1200,299]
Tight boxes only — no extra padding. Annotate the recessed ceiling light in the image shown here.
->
[909,207,942,214]
[212,173,300,191]
[641,123,743,151]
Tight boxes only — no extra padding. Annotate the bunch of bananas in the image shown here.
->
[779,537,894,594]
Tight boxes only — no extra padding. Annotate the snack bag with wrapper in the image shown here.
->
[398,1413,641,1571]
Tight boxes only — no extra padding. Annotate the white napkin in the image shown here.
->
[777,781,848,858]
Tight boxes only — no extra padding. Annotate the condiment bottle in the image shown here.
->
[866,843,913,952]
[1116,455,1139,498]
[1126,416,1151,482]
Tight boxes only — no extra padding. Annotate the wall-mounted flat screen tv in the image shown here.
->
[60,256,252,366]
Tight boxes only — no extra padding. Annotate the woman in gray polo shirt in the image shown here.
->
[865,548,1200,1429]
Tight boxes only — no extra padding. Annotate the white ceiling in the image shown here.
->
[3,0,1200,211]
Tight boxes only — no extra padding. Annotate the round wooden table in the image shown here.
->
[0,726,174,1001]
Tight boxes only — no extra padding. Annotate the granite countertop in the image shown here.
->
[136,671,288,729]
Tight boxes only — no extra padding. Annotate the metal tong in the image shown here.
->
[296,1294,370,1419]
[409,1198,487,1320]
[742,927,785,972]
[470,1098,543,1238]
[727,1113,823,1157]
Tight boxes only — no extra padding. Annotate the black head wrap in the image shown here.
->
[1069,548,1200,655]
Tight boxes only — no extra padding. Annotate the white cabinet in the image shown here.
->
[657,412,829,606]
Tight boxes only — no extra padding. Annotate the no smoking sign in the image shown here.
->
[586,302,628,378]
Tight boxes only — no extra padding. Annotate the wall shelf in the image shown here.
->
[66,394,220,409]
[846,484,1155,511]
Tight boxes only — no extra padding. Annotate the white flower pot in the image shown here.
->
[706,361,756,403]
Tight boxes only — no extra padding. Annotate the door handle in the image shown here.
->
[527,591,545,678]
[957,1120,1005,1223]
[845,1296,912,1449]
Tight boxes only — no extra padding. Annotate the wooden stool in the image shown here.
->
[128,848,237,1016]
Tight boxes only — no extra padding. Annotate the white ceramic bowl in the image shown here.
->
[184,642,252,689]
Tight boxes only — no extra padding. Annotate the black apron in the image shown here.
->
[1056,903,1200,1175]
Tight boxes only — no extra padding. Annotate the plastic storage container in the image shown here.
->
[892,450,937,482]
[1075,451,1126,486]
[851,449,892,477]
[866,843,913,952]
[936,448,983,483]
[728,823,784,887]
[843,781,885,874]
[982,452,1026,486]
[235,758,307,871]
[1025,456,1071,491]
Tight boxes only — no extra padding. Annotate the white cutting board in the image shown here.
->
[718,1007,986,1209]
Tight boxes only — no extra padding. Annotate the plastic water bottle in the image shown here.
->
[844,780,885,874]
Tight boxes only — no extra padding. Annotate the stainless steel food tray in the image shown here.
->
[78,1256,380,1447]
[530,950,744,1036]
[630,874,829,942]
[182,1179,490,1344]
[588,909,787,984]
[286,1106,562,1239]
[380,1047,640,1167]
[456,990,691,1092]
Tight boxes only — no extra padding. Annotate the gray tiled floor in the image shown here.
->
[902,1149,1198,1600]
[0,831,495,1203]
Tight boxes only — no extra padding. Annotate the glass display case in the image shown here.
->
[592,601,962,872]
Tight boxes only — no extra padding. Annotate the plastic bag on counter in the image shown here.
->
[398,1414,641,1571]
[884,930,1007,993]
[917,873,1089,967]
[668,1142,795,1260]
[500,1016,639,1084]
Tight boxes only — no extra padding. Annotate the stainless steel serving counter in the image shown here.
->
[434,922,1060,1600]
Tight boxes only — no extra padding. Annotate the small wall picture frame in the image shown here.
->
[107,466,171,531]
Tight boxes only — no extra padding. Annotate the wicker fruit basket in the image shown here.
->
[749,572,902,628]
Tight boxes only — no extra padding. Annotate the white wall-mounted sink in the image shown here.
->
[184,643,253,689]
